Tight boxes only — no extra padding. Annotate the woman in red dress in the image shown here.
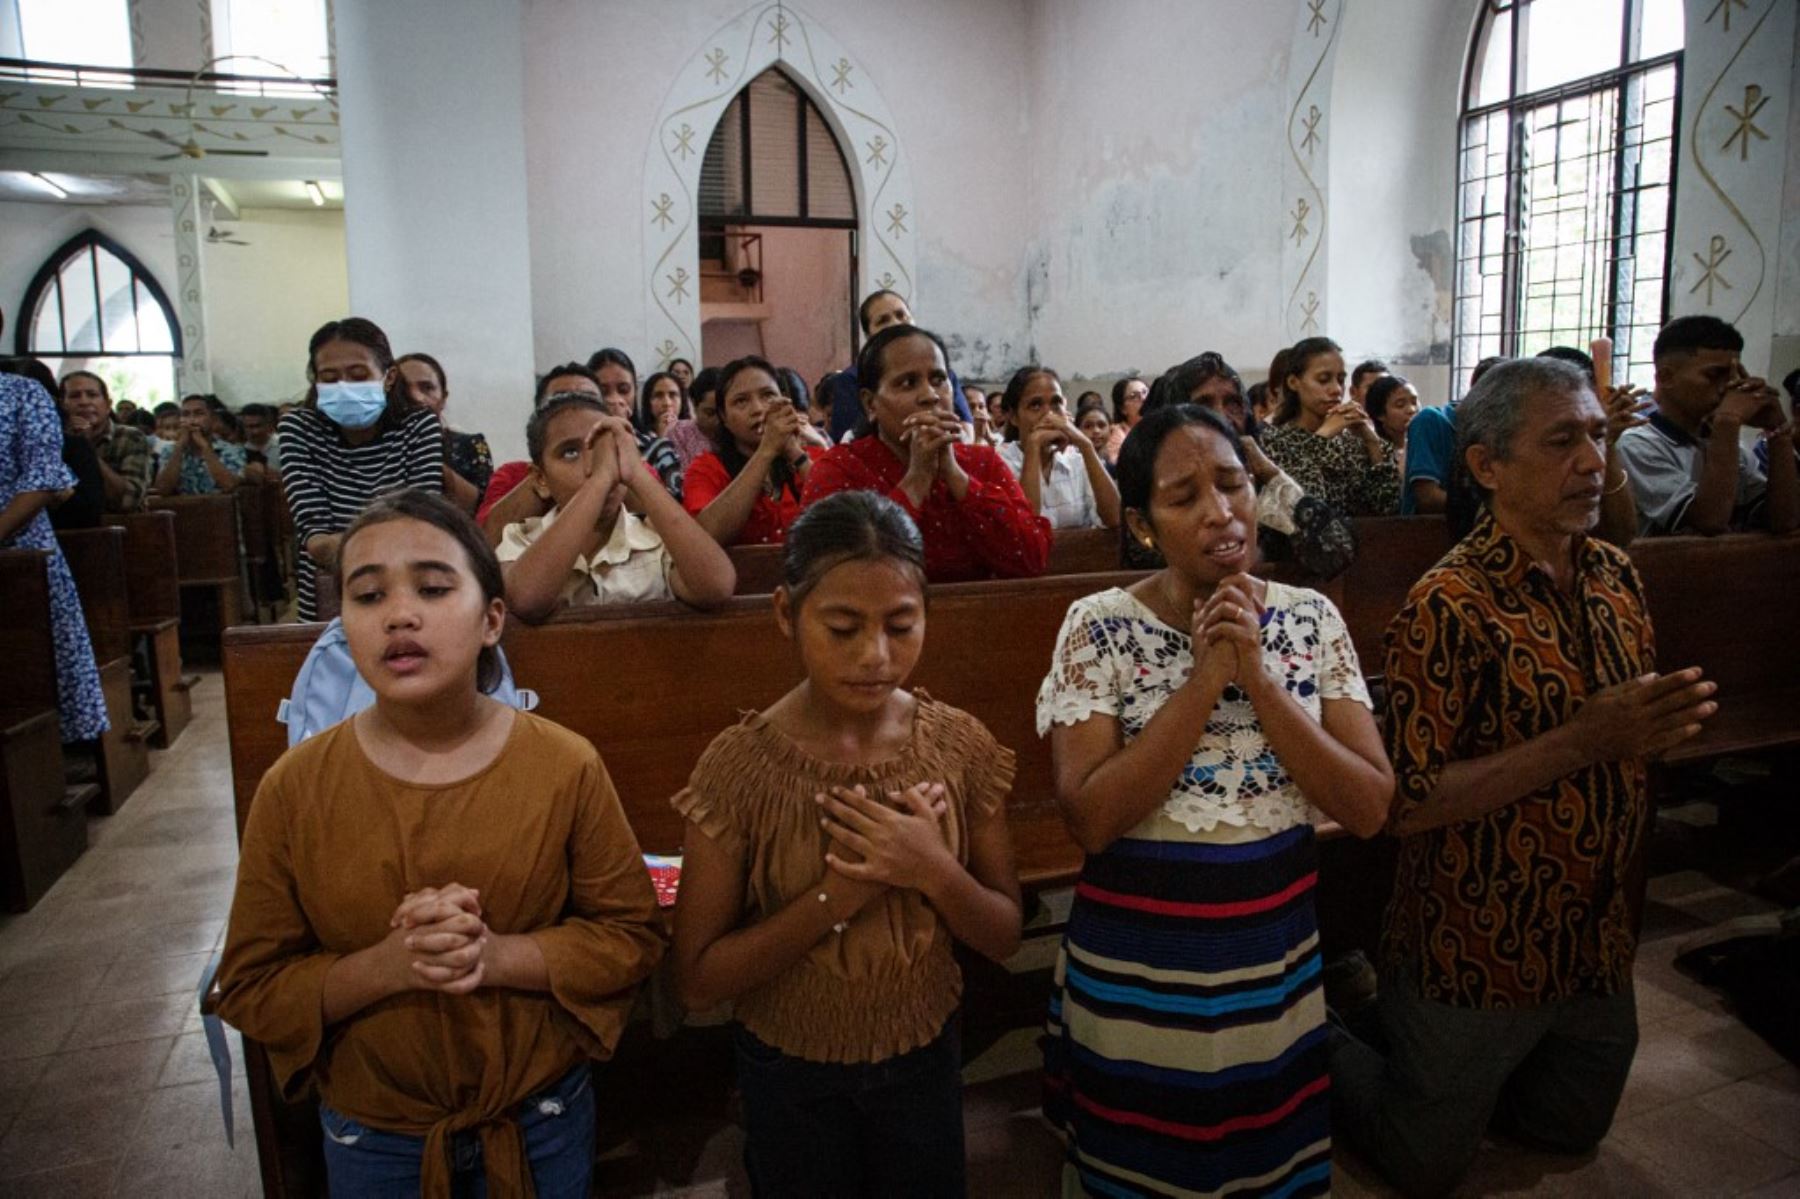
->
[801,325,1050,582]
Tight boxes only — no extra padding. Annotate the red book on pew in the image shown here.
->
[644,854,682,908]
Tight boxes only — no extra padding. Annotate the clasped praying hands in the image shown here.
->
[388,882,490,995]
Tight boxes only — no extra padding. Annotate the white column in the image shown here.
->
[1671,0,1797,375]
[171,172,214,395]
[333,0,536,462]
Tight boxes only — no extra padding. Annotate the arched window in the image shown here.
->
[16,231,182,409]
[699,67,856,228]
[1454,0,1683,395]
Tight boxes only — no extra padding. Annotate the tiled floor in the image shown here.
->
[1,673,1794,1197]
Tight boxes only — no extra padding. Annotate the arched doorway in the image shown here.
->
[695,66,858,387]
[641,3,916,373]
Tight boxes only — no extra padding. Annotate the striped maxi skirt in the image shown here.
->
[1043,823,1332,1198]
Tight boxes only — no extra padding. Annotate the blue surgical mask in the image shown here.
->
[316,381,388,430]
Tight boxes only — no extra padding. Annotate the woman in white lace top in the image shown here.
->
[1034,404,1392,1198]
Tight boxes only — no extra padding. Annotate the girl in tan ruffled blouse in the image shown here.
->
[671,490,1022,1197]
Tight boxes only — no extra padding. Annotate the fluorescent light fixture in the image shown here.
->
[304,180,325,206]
[30,172,69,199]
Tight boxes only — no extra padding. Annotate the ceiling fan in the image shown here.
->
[124,125,269,161]
[206,225,250,246]
[116,54,332,162]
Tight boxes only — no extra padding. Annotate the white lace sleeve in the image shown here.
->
[1034,596,1122,737]
[1255,469,1304,535]
[1316,595,1372,708]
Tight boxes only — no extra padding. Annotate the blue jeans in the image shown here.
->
[733,1020,966,1199]
[319,1064,595,1199]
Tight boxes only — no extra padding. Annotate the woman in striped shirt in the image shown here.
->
[280,318,445,621]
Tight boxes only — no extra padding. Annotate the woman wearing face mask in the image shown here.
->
[280,318,445,622]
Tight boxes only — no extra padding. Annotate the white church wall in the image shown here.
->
[335,0,537,461]
[1018,0,1296,385]
[1324,0,1477,408]
[0,200,346,408]
[519,0,1032,383]
[1771,16,1800,391]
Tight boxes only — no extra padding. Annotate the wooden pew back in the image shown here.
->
[725,525,1121,597]
[1335,517,1454,670]
[226,571,1147,885]
[55,527,134,665]
[1630,534,1800,762]
[109,509,182,628]
[0,550,60,728]
[149,493,241,585]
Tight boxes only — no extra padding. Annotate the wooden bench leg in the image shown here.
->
[0,711,88,912]
[89,658,150,815]
[142,624,193,749]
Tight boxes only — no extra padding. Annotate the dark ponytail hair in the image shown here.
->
[1362,374,1414,443]
[783,490,925,608]
[1000,365,1061,442]
[1117,404,1246,517]
[305,317,419,435]
[535,362,600,406]
[713,355,804,501]
[585,347,638,387]
[853,324,952,438]
[1273,336,1342,425]
[638,370,689,431]
[337,489,506,693]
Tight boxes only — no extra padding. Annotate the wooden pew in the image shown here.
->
[1335,517,1455,671]
[111,509,193,747]
[217,522,1800,1199]
[56,527,151,813]
[1632,533,1800,764]
[0,549,88,911]
[149,492,249,633]
[222,570,1142,1199]
[226,571,1142,884]
[724,525,1124,597]
[237,481,280,621]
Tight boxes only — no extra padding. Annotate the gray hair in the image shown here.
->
[1454,357,1592,496]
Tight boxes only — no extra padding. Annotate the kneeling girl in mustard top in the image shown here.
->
[216,489,664,1198]
[671,490,1023,1198]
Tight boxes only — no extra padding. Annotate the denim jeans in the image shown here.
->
[319,1064,595,1199]
[734,1020,966,1199]
[1330,977,1638,1199]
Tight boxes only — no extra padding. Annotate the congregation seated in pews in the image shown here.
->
[10,297,1797,1197]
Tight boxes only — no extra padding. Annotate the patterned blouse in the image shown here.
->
[446,430,494,498]
[1037,583,1369,836]
[1381,510,1655,1009]
[155,437,247,495]
[1261,422,1401,516]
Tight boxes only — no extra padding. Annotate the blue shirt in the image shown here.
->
[156,436,248,495]
[825,364,971,441]
[1401,405,1456,516]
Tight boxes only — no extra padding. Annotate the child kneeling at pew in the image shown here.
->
[497,393,735,619]
[671,490,1023,1197]
[215,489,664,1198]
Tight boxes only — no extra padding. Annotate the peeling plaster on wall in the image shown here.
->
[1018,1,1293,383]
